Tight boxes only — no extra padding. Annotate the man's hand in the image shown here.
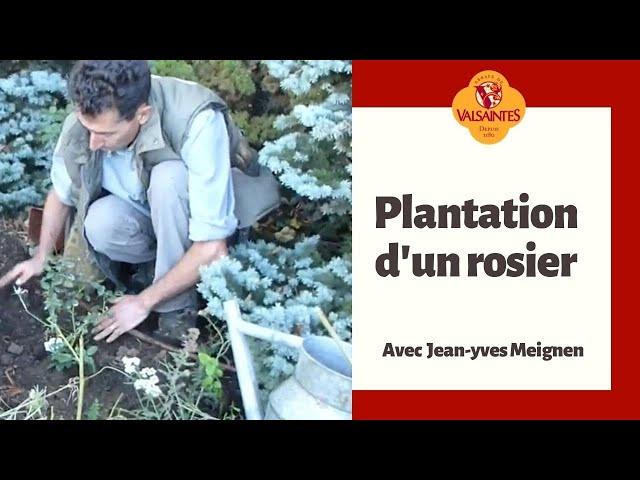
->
[92,295,151,343]
[0,256,46,289]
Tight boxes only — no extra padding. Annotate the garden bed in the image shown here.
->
[0,227,241,420]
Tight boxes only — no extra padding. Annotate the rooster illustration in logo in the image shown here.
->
[475,81,502,108]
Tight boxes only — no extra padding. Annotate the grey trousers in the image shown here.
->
[84,161,197,313]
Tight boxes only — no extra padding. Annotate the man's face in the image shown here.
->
[77,106,148,152]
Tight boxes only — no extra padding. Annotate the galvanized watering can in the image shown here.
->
[223,300,352,420]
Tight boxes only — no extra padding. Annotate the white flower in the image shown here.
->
[134,378,163,398]
[44,337,64,353]
[144,384,162,399]
[124,359,163,398]
[122,356,140,374]
[133,379,146,391]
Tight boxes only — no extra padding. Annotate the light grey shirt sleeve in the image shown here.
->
[181,109,238,241]
[49,134,75,206]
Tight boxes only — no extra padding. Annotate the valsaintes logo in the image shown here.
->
[475,81,502,108]
[452,70,526,144]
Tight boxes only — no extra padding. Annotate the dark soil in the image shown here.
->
[0,228,241,419]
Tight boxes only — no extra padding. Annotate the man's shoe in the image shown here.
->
[153,307,199,346]
[126,261,155,294]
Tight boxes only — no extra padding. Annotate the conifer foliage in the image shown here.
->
[0,70,67,214]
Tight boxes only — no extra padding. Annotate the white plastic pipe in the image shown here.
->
[223,300,264,420]
[235,318,303,350]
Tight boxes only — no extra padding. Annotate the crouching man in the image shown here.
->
[0,60,278,344]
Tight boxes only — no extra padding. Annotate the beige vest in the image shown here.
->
[57,75,280,286]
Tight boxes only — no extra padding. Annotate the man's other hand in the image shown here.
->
[0,257,46,289]
[92,295,151,343]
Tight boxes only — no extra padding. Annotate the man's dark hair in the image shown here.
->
[68,60,151,121]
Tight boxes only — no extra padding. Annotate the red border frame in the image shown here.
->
[352,60,634,419]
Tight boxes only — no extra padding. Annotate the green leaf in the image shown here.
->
[86,399,102,420]
[86,345,98,356]
[84,356,96,374]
